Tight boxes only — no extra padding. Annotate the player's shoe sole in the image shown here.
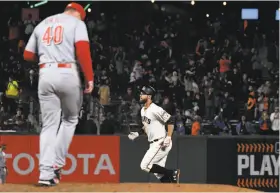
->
[36,179,58,187]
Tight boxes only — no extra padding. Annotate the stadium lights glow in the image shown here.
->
[191,0,195,5]
[206,14,209,18]
[34,0,48,8]
[88,8,91,13]
[223,2,227,6]
[151,0,155,3]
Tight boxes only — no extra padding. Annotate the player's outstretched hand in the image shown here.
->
[128,132,139,141]
[84,81,94,94]
[163,136,171,147]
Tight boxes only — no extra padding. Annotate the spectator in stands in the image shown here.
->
[213,111,227,133]
[13,108,25,129]
[259,111,271,135]
[100,69,109,83]
[23,69,38,101]
[221,91,234,119]
[162,96,175,115]
[118,99,130,123]
[18,39,25,54]
[98,79,110,105]
[86,18,95,38]
[205,87,215,120]
[175,108,186,135]
[0,106,9,128]
[258,81,271,95]
[7,17,20,51]
[191,115,201,136]
[123,87,134,102]
[132,61,144,82]
[130,99,141,123]
[153,91,163,105]
[257,92,269,116]
[192,93,204,117]
[246,88,256,121]
[201,76,212,93]
[270,107,279,134]
[114,47,126,75]
[23,14,36,42]
[183,75,198,93]
[241,73,249,100]
[251,49,262,80]
[228,67,241,99]
[236,115,252,135]
[182,91,192,113]
[269,90,279,114]
[4,76,19,113]
[219,53,231,79]
[27,111,40,133]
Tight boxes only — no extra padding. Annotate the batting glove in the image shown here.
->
[163,136,172,147]
[128,132,139,141]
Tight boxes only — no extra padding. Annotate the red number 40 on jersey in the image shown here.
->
[42,26,64,46]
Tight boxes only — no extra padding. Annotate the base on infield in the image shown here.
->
[0,183,260,192]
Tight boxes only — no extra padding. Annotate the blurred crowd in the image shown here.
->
[0,2,278,136]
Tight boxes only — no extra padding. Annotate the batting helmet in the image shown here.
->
[140,85,156,96]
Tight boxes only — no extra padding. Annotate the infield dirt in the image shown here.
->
[0,183,261,192]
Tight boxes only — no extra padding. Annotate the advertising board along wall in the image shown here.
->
[0,135,120,183]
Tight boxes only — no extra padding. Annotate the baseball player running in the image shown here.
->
[128,86,180,183]
[23,2,94,186]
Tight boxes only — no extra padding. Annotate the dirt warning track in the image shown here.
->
[0,183,261,192]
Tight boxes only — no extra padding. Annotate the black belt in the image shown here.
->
[149,137,163,144]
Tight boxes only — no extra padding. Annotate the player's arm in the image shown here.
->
[139,123,146,135]
[155,107,175,137]
[74,21,94,91]
[128,111,145,141]
[23,30,38,62]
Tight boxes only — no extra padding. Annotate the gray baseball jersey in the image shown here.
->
[25,13,89,64]
[25,13,89,181]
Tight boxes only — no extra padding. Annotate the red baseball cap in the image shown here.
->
[66,2,86,21]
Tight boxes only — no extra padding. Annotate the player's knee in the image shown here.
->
[140,162,150,172]
[62,115,78,124]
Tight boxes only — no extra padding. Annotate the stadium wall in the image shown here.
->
[0,134,278,192]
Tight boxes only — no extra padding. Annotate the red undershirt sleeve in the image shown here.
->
[23,50,37,62]
[75,41,94,82]
[74,20,94,83]
[23,31,38,62]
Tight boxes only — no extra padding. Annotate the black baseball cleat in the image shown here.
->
[160,175,172,183]
[172,169,180,184]
[36,179,58,187]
